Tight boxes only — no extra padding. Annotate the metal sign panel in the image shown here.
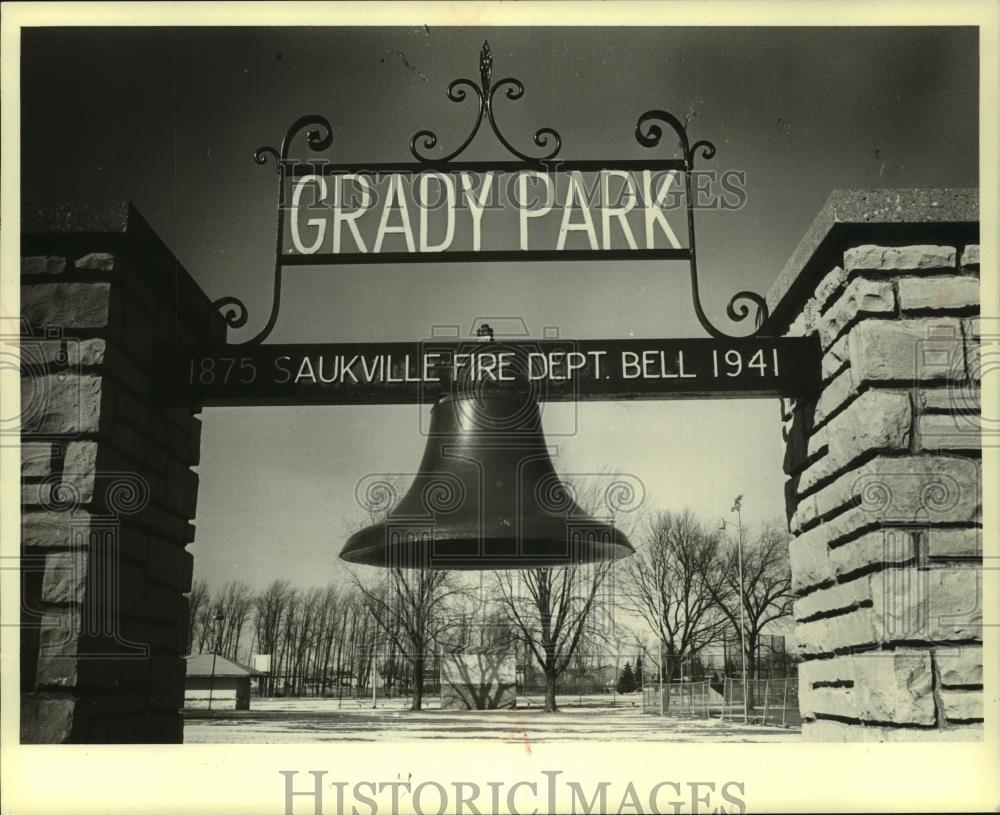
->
[169,336,820,406]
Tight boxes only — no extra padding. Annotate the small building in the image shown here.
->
[184,654,256,710]
[440,654,516,710]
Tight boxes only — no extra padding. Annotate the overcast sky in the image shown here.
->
[21,26,978,590]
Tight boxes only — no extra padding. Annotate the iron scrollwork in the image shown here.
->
[210,115,333,347]
[635,111,769,338]
[410,40,562,164]
[212,41,769,345]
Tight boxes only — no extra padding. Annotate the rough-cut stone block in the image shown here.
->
[814,367,858,427]
[844,245,956,274]
[74,252,116,272]
[21,442,57,477]
[792,506,879,558]
[179,416,203,467]
[20,696,76,743]
[80,339,151,398]
[796,656,844,686]
[853,455,980,524]
[819,277,896,349]
[795,455,980,533]
[145,539,194,594]
[22,510,91,550]
[21,282,113,329]
[870,566,983,642]
[19,339,66,367]
[790,533,834,593]
[798,685,848,719]
[119,301,158,361]
[936,646,983,687]
[785,296,821,338]
[917,414,981,451]
[34,609,82,687]
[848,318,965,386]
[110,561,148,620]
[41,552,88,604]
[898,276,979,313]
[806,426,828,460]
[70,338,108,367]
[799,649,935,724]
[940,689,982,721]
[963,317,980,381]
[145,584,182,623]
[147,654,185,711]
[802,718,982,742]
[61,441,99,503]
[960,244,979,270]
[828,529,917,581]
[141,620,185,653]
[794,577,872,621]
[799,390,912,495]
[22,255,67,276]
[927,527,980,559]
[821,334,850,381]
[21,482,52,506]
[22,373,105,435]
[797,566,982,654]
[917,386,979,413]
[827,390,912,462]
[90,711,183,743]
[814,265,848,311]
[795,606,881,654]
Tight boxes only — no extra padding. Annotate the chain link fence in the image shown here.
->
[642,677,800,728]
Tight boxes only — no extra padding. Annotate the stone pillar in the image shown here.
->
[768,189,983,741]
[19,202,212,742]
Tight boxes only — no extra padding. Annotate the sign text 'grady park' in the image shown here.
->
[172,338,820,405]
[284,169,746,261]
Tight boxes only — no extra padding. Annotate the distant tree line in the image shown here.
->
[187,500,795,713]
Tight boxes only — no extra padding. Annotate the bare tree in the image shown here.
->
[353,568,464,710]
[186,578,209,654]
[195,590,215,654]
[212,581,255,661]
[495,559,613,712]
[708,519,794,679]
[253,579,294,695]
[492,473,628,712]
[620,509,728,680]
[313,586,341,695]
[346,472,467,710]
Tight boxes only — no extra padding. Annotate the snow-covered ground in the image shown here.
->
[183,696,800,743]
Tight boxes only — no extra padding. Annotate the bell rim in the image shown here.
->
[339,520,635,569]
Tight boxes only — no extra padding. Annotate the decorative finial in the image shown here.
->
[479,40,493,93]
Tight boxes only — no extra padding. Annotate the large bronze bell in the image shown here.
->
[340,391,634,569]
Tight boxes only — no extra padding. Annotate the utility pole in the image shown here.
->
[721,495,749,725]
[207,612,225,711]
[371,635,378,709]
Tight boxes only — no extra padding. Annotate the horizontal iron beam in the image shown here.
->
[279,248,692,265]
[163,337,820,406]
[283,159,690,176]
